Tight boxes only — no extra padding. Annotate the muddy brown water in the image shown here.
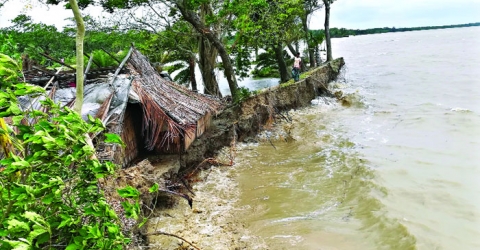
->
[148,27,480,250]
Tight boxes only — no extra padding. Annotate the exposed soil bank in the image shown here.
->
[181,58,345,170]
[114,58,345,249]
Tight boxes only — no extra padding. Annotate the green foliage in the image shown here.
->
[0,34,20,61]
[251,67,278,78]
[307,30,325,47]
[90,50,124,68]
[231,44,252,80]
[0,54,22,88]
[117,186,141,220]
[251,48,291,78]
[1,14,149,70]
[0,57,131,249]
[234,86,253,104]
[231,0,303,46]
[1,15,74,65]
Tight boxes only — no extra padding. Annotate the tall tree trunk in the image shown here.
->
[69,0,85,114]
[189,56,198,92]
[301,16,316,67]
[273,43,290,83]
[323,0,333,62]
[198,4,221,97]
[198,38,221,96]
[177,1,238,100]
[69,0,96,158]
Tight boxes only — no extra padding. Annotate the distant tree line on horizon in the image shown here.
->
[314,22,480,38]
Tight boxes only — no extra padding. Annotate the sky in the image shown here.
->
[0,0,479,30]
[309,0,480,29]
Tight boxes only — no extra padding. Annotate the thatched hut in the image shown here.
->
[24,47,223,167]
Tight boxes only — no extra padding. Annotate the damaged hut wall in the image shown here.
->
[153,125,196,154]
[114,104,145,167]
[184,125,197,151]
[127,48,223,154]
[196,112,212,137]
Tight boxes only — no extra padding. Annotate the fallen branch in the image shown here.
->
[142,231,201,250]
[177,173,196,196]
[39,52,75,70]
[183,157,233,181]
[159,188,193,209]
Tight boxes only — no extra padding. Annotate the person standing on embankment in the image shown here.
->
[292,53,302,82]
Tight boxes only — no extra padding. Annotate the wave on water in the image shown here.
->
[449,107,472,113]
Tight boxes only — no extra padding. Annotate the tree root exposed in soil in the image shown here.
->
[142,231,201,250]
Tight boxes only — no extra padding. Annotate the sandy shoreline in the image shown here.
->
[144,162,267,250]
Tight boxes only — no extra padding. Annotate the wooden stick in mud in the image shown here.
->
[142,231,201,250]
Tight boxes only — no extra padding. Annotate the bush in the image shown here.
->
[0,54,130,249]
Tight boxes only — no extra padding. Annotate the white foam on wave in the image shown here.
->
[450,107,472,113]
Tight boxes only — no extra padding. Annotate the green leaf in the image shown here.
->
[66,243,81,250]
[104,133,125,147]
[2,240,30,250]
[23,211,48,231]
[117,186,140,199]
[149,183,159,193]
[87,224,102,239]
[138,217,148,228]
[41,193,55,204]
[27,225,48,244]
[7,219,30,233]
[120,201,139,219]
[87,114,95,123]
[57,217,72,229]
[107,225,119,235]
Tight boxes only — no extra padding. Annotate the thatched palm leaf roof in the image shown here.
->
[127,48,223,151]
[131,82,183,151]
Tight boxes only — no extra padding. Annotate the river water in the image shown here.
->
[206,26,480,250]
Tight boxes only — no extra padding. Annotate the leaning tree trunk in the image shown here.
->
[273,43,290,83]
[177,1,239,100]
[198,3,221,97]
[324,0,333,62]
[69,0,85,114]
[287,43,297,57]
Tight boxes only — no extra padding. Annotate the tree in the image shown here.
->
[153,21,200,91]
[58,0,240,99]
[323,0,334,62]
[301,0,323,67]
[232,0,303,83]
[68,0,85,114]
[0,0,10,8]
[1,15,75,64]
[175,0,239,99]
